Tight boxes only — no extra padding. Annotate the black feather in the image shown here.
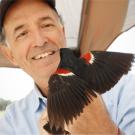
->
[81,51,134,93]
[43,122,71,135]
[59,48,134,93]
[44,48,134,133]
[47,73,96,130]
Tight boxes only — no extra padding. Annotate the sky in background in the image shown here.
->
[0,68,34,101]
[0,26,135,101]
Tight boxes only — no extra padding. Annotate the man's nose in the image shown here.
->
[32,30,48,47]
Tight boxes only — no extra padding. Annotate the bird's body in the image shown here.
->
[44,48,134,134]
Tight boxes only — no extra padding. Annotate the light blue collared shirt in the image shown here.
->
[0,85,47,135]
[0,71,135,135]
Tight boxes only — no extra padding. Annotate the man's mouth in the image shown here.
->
[32,51,56,60]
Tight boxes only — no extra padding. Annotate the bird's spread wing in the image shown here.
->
[44,48,134,133]
[47,68,96,130]
[81,51,134,93]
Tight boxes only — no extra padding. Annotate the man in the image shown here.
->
[0,0,135,135]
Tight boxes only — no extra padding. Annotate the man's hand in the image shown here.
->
[65,94,119,134]
[39,94,120,135]
[39,110,51,135]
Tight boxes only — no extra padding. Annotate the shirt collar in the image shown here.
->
[33,84,47,112]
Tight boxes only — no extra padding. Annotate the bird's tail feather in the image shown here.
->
[47,73,96,130]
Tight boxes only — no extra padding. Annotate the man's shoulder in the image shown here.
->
[0,88,41,135]
[5,89,35,115]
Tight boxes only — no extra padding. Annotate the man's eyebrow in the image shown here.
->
[39,16,54,22]
[13,25,25,35]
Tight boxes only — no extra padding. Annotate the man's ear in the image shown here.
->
[0,45,18,66]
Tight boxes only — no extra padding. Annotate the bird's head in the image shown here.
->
[58,48,79,69]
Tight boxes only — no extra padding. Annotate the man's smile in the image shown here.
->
[30,48,60,68]
[32,50,56,60]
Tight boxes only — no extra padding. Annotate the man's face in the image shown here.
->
[3,0,66,88]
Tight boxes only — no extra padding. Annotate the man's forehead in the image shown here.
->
[3,1,56,27]
[12,16,56,35]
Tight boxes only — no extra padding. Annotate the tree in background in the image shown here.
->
[0,98,11,111]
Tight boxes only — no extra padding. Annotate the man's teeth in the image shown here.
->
[34,51,55,60]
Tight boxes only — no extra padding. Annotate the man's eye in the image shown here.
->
[16,31,28,39]
[41,24,54,28]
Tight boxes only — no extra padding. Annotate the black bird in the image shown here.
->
[44,48,134,133]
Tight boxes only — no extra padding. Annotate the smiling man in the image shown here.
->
[0,0,66,134]
[0,0,135,135]
[1,0,66,96]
